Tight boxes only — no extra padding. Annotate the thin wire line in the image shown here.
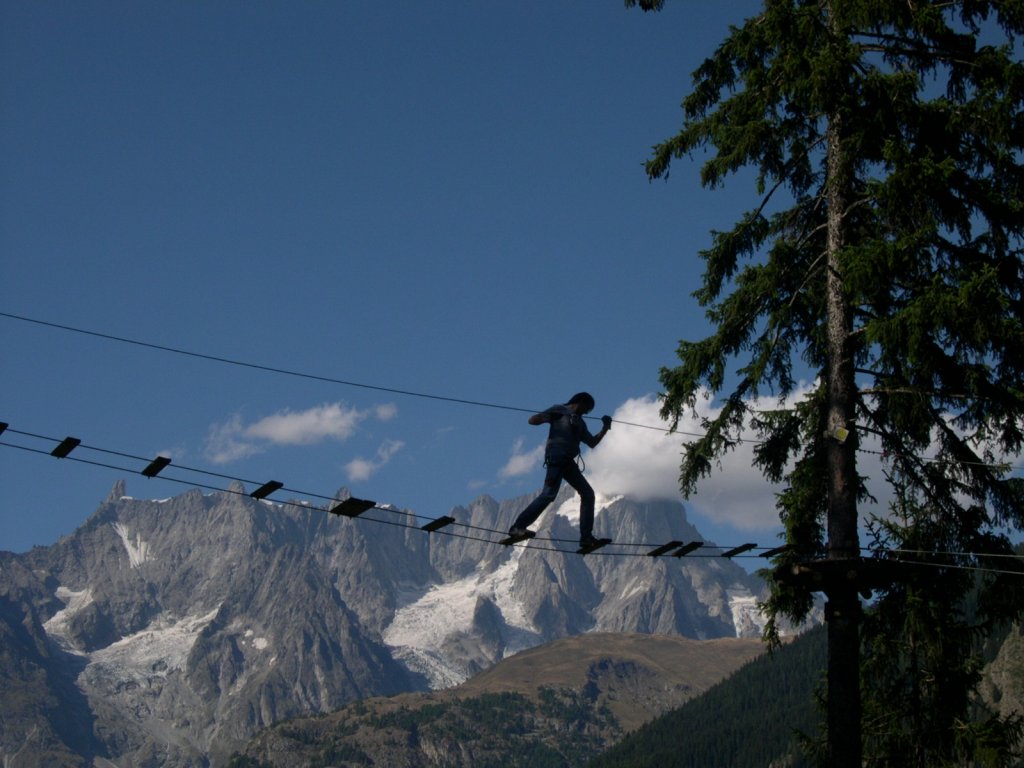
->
[885,557,1024,579]
[0,439,503,542]
[0,430,770,556]
[8,311,1024,467]
[2,429,1021,576]
[856,444,1021,472]
[6,428,529,534]
[880,547,1024,561]
[12,429,276,489]
[0,311,681,434]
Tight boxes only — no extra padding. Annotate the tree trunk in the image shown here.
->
[824,96,862,767]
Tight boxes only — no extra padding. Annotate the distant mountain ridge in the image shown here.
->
[0,480,781,767]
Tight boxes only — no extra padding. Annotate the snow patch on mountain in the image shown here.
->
[44,582,222,690]
[728,588,767,638]
[383,547,538,689]
[112,522,152,568]
[43,586,94,650]
[617,574,656,603]
[243,629,270,651]
[87,608,221,678]
[553,492,621,528]
[490,549,534,633]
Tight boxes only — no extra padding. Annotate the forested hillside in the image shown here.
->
[586,626,826,768]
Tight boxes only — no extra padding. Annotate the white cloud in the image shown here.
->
[498,438,544,480]
[204,401,397,464]
[205,414,265,464]
[344,458,377,483]
[586,396,686,502]
[375,403,398,421]
[585,387,911,533]
[587,393,795,532]
[344,439,405,482]
[686,440,786,532]
[244,402,368,444]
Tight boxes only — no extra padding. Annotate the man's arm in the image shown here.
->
[582,416,612,448]
[528,412,551,426]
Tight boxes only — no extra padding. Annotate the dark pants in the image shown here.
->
[513,458,595,539]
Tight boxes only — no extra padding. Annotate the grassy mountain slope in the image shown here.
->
[230,633,768,768]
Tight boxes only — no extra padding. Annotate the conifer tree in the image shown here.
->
[626,1,1024,765]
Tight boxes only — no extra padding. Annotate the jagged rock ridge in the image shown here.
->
[0,481,774,767]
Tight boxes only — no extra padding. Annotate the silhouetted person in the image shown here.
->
[508,392,611,548]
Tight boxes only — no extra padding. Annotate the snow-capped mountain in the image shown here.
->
[382,491,771,689]
[0,480,777,767]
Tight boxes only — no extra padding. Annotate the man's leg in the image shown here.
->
[511,463,564,531]
[561,462,596,541]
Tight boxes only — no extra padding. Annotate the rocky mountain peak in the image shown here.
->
[1,483,787,767]
[105,479,127,504]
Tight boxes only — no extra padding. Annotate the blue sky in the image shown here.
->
[3,0,812,562]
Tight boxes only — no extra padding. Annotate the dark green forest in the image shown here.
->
[587,626,826,768]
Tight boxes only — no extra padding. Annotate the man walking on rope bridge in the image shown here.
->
[508,392,612,550]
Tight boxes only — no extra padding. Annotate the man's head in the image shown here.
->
[567,392,595,414]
